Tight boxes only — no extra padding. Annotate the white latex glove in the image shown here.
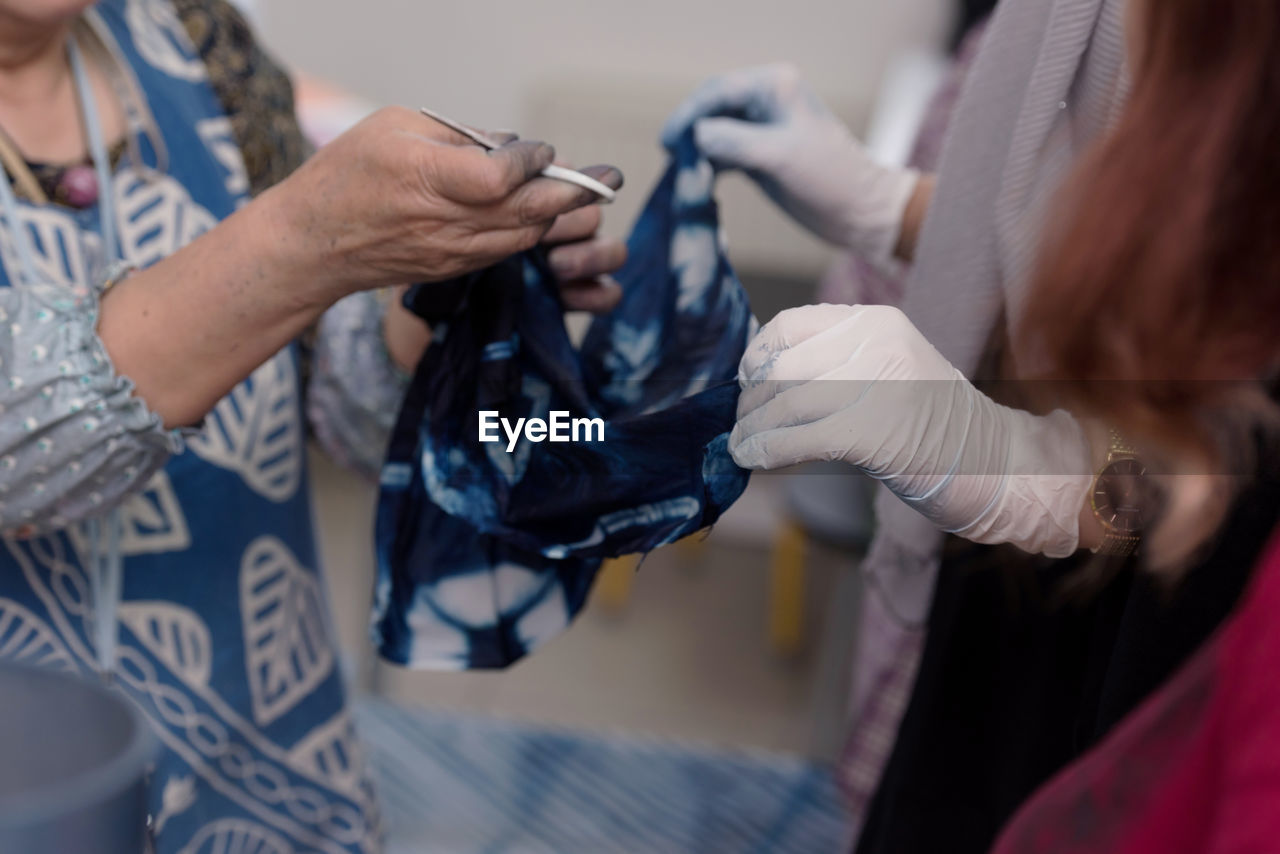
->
[661,63,919,273]
[729,305,1095,558]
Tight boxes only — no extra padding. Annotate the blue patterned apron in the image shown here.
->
[0,2,380,852]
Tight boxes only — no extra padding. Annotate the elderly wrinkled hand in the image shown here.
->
[269,106,624,303]
[541,201,628,313]
[729,304,1095,558]
[662,64,918,272]
[381,187,630,372]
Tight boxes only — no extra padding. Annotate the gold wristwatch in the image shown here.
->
[1090,429,1147,557]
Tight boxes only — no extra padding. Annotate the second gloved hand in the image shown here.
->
[729,305,1095,558]
[662,64,919,273]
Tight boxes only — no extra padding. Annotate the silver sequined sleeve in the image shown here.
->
[0,282,182,535]
[305,290,411,480]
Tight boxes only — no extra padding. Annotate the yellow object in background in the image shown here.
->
[595,555,641,613]
[769,520,808,656]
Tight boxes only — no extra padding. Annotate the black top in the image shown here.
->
[855,446,1280,854]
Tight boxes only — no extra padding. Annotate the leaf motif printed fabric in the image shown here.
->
[240,536,335,727]
[0,597,76,671]
[118,600,212,687]
[114,170,219,270]
[0,2,379,852]
[67,471,191,556]
[189,349,303,503]
[125,0,208,81]
[0,204,100,288]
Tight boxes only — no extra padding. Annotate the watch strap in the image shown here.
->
[1107,428,1139,462]
[1096,531,1141,558]
[1093,428,1144,558]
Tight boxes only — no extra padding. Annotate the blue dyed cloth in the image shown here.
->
[356,698,853,853]
[374,136,755,669]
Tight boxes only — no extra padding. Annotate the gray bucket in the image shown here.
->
[0,664,155,854]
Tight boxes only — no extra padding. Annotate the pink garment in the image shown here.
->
[992,527,1280,854]
[836,614,923,825]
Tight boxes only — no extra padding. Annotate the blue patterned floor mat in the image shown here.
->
[355,698,852,853]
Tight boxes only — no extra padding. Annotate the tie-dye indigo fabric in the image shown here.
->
[373,133,755,669]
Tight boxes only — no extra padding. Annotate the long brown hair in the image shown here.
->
[1017,1,1280,565]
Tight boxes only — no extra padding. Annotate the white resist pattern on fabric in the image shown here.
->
[125,0,208,82]
[240,536,335,728]
[0,204,102,288]
[189,350,303,503]
[0,596,75,671]
[287,713,368,802]
[4,534,377,853]
[119,600,213,687]
[177,818,296,854]
[196,117,251,201]
[68,471,191,557]
[115,171,218,270]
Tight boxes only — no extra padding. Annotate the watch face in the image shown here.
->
[1093,458,1148,534]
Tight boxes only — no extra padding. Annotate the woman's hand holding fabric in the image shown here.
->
[97,107,623,431]
[662,64,920,273]
[379,173,629,373]
[541,203,628,314]
[266,107,625,302]
[728,304,1095,558]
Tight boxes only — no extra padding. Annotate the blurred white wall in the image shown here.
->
[256,0,949,130]
[253,0,951,279]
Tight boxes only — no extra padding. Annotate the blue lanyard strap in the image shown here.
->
[0,30,127,677]
[68,34,120,271]
[67,34,126,679]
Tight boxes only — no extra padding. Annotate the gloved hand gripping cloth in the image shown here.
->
[373,134,755,669]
